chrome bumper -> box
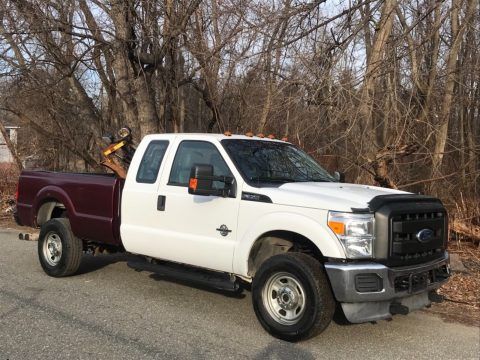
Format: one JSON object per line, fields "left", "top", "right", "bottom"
{"left": 324, "top": 253, "right": 450, "bottom": 323}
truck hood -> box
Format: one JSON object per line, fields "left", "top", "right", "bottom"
{"left": 257, "top": 182, "right": 409, "bottom": 212}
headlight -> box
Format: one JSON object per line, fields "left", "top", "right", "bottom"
{"left": 328, "top": 212, "right": 374, "bottom": 259}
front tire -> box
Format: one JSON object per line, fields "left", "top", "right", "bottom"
{"left": 252, "top": 252, "right": 335, "bottom": 341}
{"left": 38, "top": 218, "right": 83, "bottom": 277}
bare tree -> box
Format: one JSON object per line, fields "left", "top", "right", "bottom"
{"left": 0, "top": 0, "right": 478, "bottom": 234}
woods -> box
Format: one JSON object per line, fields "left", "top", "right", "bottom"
{"left": 0, "top": 0, "right": 479, "bottom": 235}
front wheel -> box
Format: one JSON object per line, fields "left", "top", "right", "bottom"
{"left": 252, "top": 252, "right": 335, "bottom": 341}
{"left": 38, "top": 218, "right": 83, "bottom": 277}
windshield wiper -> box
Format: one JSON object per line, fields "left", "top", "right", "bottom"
{"left": 250, "top": 176, "right": 297, "bottom": 183}
{"left": 297, "top": 178, "right": 329, "bottom": 182}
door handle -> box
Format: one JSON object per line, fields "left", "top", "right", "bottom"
{"left": 157, "top": 195, "right": 166, "bottom": 211}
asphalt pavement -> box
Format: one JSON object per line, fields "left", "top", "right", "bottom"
{"left": 1, "top": 229, "right": 479, "bottom": 359}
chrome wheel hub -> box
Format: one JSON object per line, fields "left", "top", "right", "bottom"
{"left": 43, "top": 232, "right": 62, "bottom": 266}
{"left": 262, "top": 272, "right": 306, "bottom": 325}
{"left": 277, "top": 286, "right": 298, "bottom": 310}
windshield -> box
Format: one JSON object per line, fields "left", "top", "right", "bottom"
{"left": 221, "top": 139, "right": 336, "bottom": 185}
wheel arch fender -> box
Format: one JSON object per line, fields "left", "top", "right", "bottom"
{"left": 233, "top": 212, "right": 345, "bottom": 277}
{"left": 33, "top": 186, "right": 77, "bottom": 229}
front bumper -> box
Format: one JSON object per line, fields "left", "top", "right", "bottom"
{"left": 324, "top": 252, "right": 450, "bottom": 323}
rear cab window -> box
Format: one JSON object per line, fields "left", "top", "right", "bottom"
{"left": 136, "top": 140, "right": 169, "bottom": 183}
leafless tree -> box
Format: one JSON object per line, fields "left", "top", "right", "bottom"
{"left": 0, "top": 0, "right": 478, "bottom": 237}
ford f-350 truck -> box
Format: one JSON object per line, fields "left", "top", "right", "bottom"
{"left": 16, "top": 133, "right": 450, "bottom": 341}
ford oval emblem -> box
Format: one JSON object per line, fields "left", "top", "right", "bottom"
{"left": 416, "top": 229, "right": 434, "bottom": 243}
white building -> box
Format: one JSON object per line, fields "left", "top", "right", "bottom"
{"left": 0, "top": 126, "right": 19, "bottom": 163}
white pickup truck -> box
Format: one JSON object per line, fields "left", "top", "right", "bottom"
{"left": 16, "top": 133, "right": 450, "bottom": 341}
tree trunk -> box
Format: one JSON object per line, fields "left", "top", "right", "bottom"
{"left": 358, "top": 0, "right": 396, "bottom": 151}
{"left": 432, "top": 0, "right": 476, "bottom": 174}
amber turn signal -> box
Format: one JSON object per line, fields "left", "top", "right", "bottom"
{"left": 328, "top": 220, "right": 345, "bottom": 235}
{"left": 189, "top": 178, "right": 198, "bottom": 191}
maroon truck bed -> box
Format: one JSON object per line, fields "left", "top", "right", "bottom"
{"left": 16, "top": 171, "right": 123, "bottom": 246}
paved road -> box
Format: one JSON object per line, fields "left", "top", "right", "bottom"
{"left": 1, "top": 229, "right": 478, "bottom": 360}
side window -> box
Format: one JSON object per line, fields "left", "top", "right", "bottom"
{"left": 169, "top": 141, "right": 232, "bottom": 188}
{"left": 136, "top": 140, "right": 169, "bottom": 184}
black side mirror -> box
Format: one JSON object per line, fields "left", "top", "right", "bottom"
{"left": 334, "top": 171, "right": 346, "bottom": 183}
{"left": 188, "top": 164, "right": 235, "bottom": 197}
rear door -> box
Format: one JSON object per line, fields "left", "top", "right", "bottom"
{"left": 121, "top": 138, "right": 171, "bottom": 254}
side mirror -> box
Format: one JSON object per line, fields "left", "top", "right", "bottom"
{"left": 334, "top": 171, "right": 346, "bottom": 183}
{"left": 188, "top": 164, "right": 235, "bottom": 197}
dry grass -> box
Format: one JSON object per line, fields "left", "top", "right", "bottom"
{"left": 0, "top": 163, "right": 19, "bottom": 217}
{"left": 427, "top": 241, "right": 480, "bottom": 327}
{"left": 0, "top": 163, "right": 19, "bottom": 194}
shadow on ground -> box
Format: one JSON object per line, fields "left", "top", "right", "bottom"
{"left": 75, "top": 253, "right": 354, "bottom": 325}
{"left": 76, "top": 253, "right": 138, "bottom": 275}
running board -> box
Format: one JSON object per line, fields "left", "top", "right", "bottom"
{"left": 127, "top": 259, "right": 241, "bottom": 293}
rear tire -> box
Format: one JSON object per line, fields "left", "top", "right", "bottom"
{"left": 252, "top": 252, "right": 335, "bottom": 341}
{"left": 38, "top": 218, "right": 83, "bottom": 277}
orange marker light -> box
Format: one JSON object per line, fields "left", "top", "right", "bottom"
{"left": 281, "top": 137, "right": 288, "bottom": 142}
{"left": 328, "top": 221, "right": 345, "bottom": 235}
{"left": 267, "top": 134, "right": 275, "bottom": 139}
{"left": 189, "top": 178, "right": 198, "bottom": 190}
{"left": 224, "top": 131, "right": 232, "bottom": 136}
{"left": 257, "top": 133, "right": 265, "bottom": 138}
{"left": 245, "top": 132, "right": 254, "bottom": 137}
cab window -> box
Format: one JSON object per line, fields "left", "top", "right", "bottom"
{"left": 136, "top": 140, "right": 169, "bottom": 183}
{"left": 168, "top": 141, "right": 232, "bottom": 189}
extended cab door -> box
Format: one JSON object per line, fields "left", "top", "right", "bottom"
{"left": 121, "top": 137, "right": 172, "bottom": 255}
{"left": 153, "top": 139, "right": 241, "bottom": 272}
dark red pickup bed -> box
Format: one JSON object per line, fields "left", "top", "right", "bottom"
{"left": 16, "top": 171, "right": 123, "bottom": 246}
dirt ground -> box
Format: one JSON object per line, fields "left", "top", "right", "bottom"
{"left": 0, "top": 213, "right": 33, "bottom": 232}
{"left": 1, "top": 211, "right": 479, "bottom": 327}
{"left": 430, "top": 241, "right": 480, "bottom": 327}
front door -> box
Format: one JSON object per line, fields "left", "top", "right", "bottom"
{"left": 154, "top": 140, "right": 240, "bottom": 272}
